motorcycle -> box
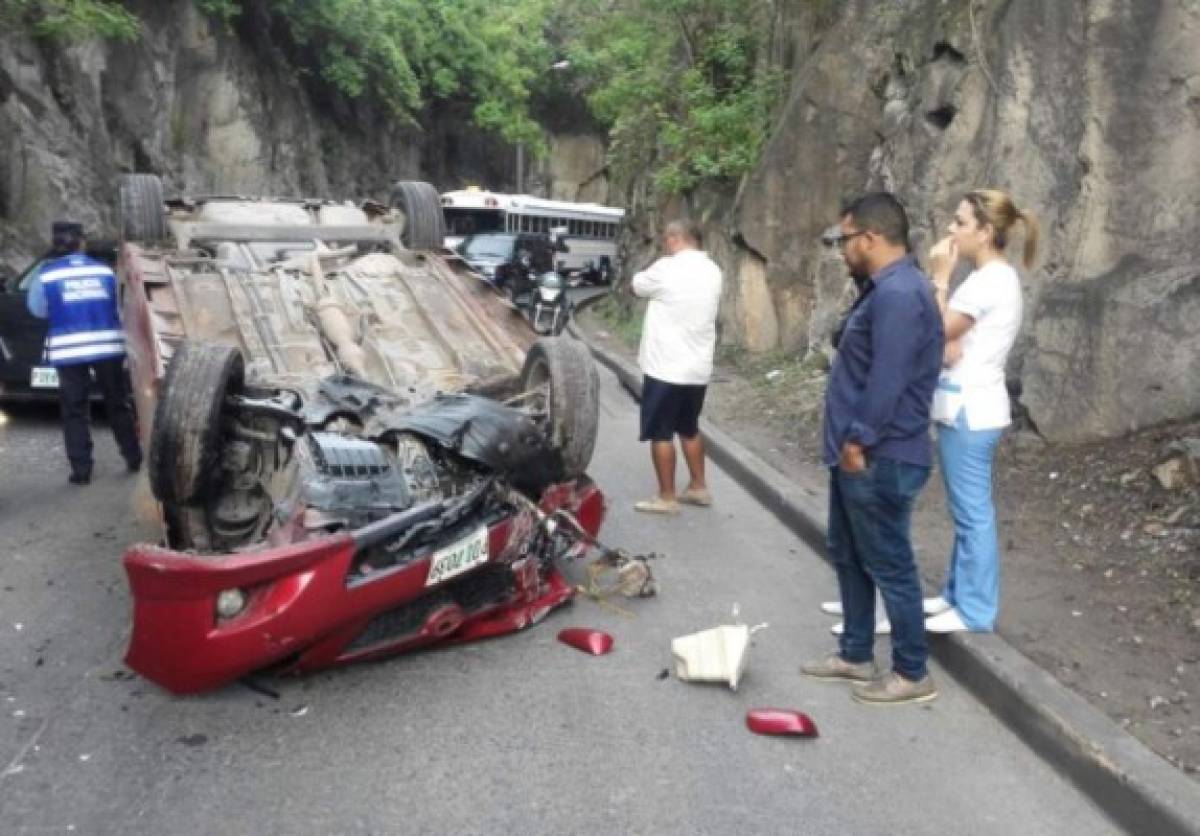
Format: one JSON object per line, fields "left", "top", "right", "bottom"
{"left": 502, "top": 237, "right": 574, "bottom": 336}
{"left": 507, "top": 270, "right": 572, "bottom": 336}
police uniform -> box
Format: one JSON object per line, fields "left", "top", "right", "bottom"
{"left": 27, "top": 222, "right": 141, "bottom": 484}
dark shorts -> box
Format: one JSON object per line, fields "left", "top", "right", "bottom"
{"left": 639, "top": 375, "right": 707, "bottom": 442}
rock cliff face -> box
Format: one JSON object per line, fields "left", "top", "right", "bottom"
{"left": 0, "top": 2, "right": 609, "bottom": 266}
{"left": 722, "top": 0, "right": 1200, "bottom": 442}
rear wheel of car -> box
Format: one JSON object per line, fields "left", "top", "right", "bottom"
{"left": 119, "top": 174, "right": 167, "bottom": 244}
{"left": 390, "top": 180, "right": 446, "bottom": 251}
{"left": 519, "top": 337, "right": 600, "bottom": 478}
{"left": 148, "top": 341, "right": 245, "bottom": 505}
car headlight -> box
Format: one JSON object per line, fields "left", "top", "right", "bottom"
{"left": 216, "top": 588, "right": 247, "bottom": 619}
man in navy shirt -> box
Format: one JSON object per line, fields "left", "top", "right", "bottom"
{"left": 801, "top": 194, "right": 944, "bottom": 705}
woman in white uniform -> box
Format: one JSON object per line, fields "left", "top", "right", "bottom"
{"left": 925, "top": 189, "right": 1039, "bottom": 632}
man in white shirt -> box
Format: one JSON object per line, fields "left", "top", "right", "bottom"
{"left": 630, "top": 220, "right": 723, "bottom": 514}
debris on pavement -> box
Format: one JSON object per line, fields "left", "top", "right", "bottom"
{"left": 671, "top": 611, "right": 767, "bottom": 691}
{"left": 581, "top": 549, "right": 660, "bottom": 600}
{"left": 746, "top": 709, "right": 819, "bottom": 739}
{"left": 557, "top": 629, "right": 614, "bottom": 656}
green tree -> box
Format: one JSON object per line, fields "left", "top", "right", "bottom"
{"left": 219, "top": 0, "right": 556, "bottom": 149}
{"left": 0, "top": 0, "right": 139, "bottom": 40}
{"left": 559, "top": 0, "right": 783, "bottom": 195}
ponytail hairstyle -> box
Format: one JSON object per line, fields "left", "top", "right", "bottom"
{"left": 963, "top": 189, "right": 1040, "bottom": 269}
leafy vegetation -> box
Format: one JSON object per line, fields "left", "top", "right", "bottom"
{"left": 251, "top": 0, "right": 558, "bottom": 148}
{"left": 558, "top": 0, "right": 784, "bottom": 195}
{"left": 589, "top": 293, "right": 644, "bottom": 348}
{"left": 1, "top": 0, "right": 790, "bottom": 195}
{"left": 0, "top": 0, "right": 139, "bottom": 41}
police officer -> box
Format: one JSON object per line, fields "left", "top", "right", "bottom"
{"left": 26, "top": 220, "right": 142, "bottom": 485}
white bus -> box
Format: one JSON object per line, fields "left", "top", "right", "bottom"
{"left": 441, "top": 189, "right": 624, "bottom": 281}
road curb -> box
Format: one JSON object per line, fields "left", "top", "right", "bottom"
{"left": 571, "top": 324, "right": 1200, "bottom": 836}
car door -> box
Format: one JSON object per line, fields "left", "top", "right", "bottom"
{"left": 0, "top": 259, "right": 52, "bottom": 393}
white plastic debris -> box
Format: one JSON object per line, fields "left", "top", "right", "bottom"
{"left": 765, "top": 369, "right": 783, "bottom": 382}
{"left": 671, "top": 605, "right": 767, "bottom": 691}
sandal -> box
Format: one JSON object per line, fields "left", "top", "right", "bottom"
{"left": 633, "top": 497, "right": 680, "bottom": 515}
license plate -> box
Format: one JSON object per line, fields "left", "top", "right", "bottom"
{"left": 30, "top": 367, "right": 59, "bottom": 388}
{"left": 425, "top": 526, "right": 490, "bottom": 587}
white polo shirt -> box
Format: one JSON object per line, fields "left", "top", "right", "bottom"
{"left": 932, "top": 260, "right": 1023, "bottom": 430}
{"left": 632, "top": 249, "right": 723, "bottom": 385}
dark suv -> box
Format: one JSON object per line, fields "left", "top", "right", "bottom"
{"left": 456, "top": 233, "right": 560, "bottom": 287}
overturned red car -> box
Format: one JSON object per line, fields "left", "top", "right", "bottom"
{"left": 115, "top": 176, "right": 607, "bottom": 694}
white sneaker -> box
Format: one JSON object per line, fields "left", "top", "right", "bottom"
{"left": 923, "top": 596, "right": 951, "bottom": 616}
{"left": 830, "top": 619, "right": 891, "bottom": 636}
{"left": 925, "top": 608, "right": 970, "bottom": 633}
{"left": 820, "top": 600, "right": 843, "bottom": 616}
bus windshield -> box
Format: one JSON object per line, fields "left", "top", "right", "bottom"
{"left": 445, "top": 208, "right": 504, "bottom": 237}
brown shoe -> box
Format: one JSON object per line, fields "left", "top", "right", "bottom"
{"left": 800, "top": 653, "right": 879, "bottom": 683}
{"left": 852, "top": 671, "right": 938, "bottom": 705}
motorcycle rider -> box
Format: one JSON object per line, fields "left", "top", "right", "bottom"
{"left": 26, "top": 220, "right": 142, "bottom": 484}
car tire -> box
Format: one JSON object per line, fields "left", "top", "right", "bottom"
{"left": 519, "top": 337, "right": 599, "bottom": 478}
{"left": 148, "top": 341, "right": 245, "bottom": 505}
{"left": 390, "top": 180, "right": 446, "bottom": 251}
{"left": 119, "top": 174, "right": 167, "bottom": 244}
{"left": 163, "top": 502, "right": 213, "bottom": 553}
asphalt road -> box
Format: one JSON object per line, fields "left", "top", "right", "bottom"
{"left": 0, "top": 371, "right": 1118, "bottom": 835}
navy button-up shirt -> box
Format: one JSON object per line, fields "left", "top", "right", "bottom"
{"left": 822, "top": 254, "right": 943, "bottom": 468}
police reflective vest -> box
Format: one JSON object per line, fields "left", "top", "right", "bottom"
{"left": 38, "top": 254, "right": 126, "bottom": 367}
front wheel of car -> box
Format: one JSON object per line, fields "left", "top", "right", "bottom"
{"left": 148, "top": 341, "right": 245, "bottom": 506}
{"left": 519, "top": 337, "right": 600, "bottom": 478}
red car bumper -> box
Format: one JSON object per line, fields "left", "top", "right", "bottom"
{"left": 124, "top": 482, "right": 605, "bottom": 694}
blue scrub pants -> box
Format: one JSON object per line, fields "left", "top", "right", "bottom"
{"left": 936, "top": 409, "right": 1005, "bottom": 630}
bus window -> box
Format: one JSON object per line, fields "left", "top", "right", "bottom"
{"left": 443, "top": 208, "right": 503, "bottom": 236}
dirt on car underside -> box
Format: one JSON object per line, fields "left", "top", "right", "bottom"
{"left": 128, "top": 242, "right": 532, "bottom": 405}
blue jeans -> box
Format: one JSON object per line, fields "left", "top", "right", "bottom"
{"left": 937, "top": 410, "right": 1005, "bottom": 630}
{"left": 827, "top": 457, "right": 931, "bottom": 680}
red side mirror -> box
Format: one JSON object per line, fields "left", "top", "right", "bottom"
{"left": 746, "top": 709, "right": 819, "bottom": 738}
{"left": 557, "top": 628, "right": 614, "bottom": 656}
